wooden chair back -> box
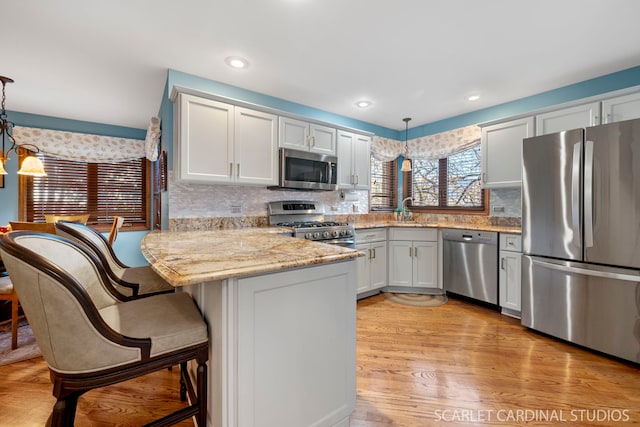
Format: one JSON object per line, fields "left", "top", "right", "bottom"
{"left": 45, "top": 214, "right": 90, "bottom": 225}
{"left": 108, "top": 216, "right": 125, "bottom": 246}
{"left": 9, "top": 221, "right": 56, "bottom": 234}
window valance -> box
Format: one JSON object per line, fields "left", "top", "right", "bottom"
{"left": 371, "top": 124, "right": 481, "bottom": 161}
{"left": 12, "top": 117, "right": 161, "bottom": 163}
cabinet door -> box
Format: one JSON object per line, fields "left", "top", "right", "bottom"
{"left": 178, "top": 94, "right": 234, "bottom": 182}
{"left": 309, "top": 123, "right": 337, "bottom": 155}
{"left": 352, "top": 134, "right": 371, "bottom": 190}
{"left": 370, "top": 241, "right": 387, "bottom": 290}
{"left": 499, "top": 250, "right": 522, "bottom": 311}
{"left": 279, "top": 117, "right": 309, "bottom": 150}
{"left": 412, "top": 241, "right": 437, "bottom": 288}
{"left": 536, "top": 102, "right": 600, "bottom": 135}
{"left": 234, "top": 107, "right": 278, "bottom": 185}
{"left": 388, "top": 241, "right": 413, "bottom": 286}
{"left": 602, "top": 92, "right": 640, "bottom": 123}
{"left": 336, "top": 131, "right": 355, "bottom": 188}
{"left": 481, "top": 116, "right": 534, "bottom": 188}
{"left": 356, "top": 244, "right": 371, "bottom": 294}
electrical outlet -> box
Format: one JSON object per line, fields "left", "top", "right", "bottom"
{"left": 493, "top": 206, "right": 504, "bottom": 213}
{"left": 230, "top": 205, "right": 242, "bottom": 214}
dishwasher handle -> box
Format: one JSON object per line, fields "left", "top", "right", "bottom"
{"left": 462, "top": 234, "right": 473, "bottom": 241}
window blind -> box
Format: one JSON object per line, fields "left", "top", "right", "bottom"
{"left": 370, "top": 155, "right": 397, "bottom": 210}
{"left": 23, "top": 153, "right": 149, "bottom": 227}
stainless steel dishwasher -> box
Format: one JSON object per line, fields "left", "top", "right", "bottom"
{"left": 442, "top": 229, "right": 498, "bottom": 305}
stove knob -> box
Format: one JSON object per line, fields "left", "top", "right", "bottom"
{"left": 332, "top": 230, "right": 340, "bottom": 238}
{"left": 344, "top": 229, "right": 352, "bottom": 236}
{"left": 322, "top": 231, "right": 331, "bottom": 239}
{"left": 305, "top": 233, "right": 313, "bottom": 239}
{"left": 313, "top": 232, "right": 321, "bottom": 239}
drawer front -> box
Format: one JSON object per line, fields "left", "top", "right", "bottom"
{"left": 356, "top": 228, "right": 387, "bottom": 244}
{"left": 388, "top": 227, "right": 437, "bottom": 242}
{"left": 500, "top": 233, "right": 522, "bottom": 252}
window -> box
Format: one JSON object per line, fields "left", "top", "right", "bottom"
{"left": 405, "top": 143, "right": 487, "bottom": 213}
{"left": 370, "top": 155, "right": 397, "bottom": 210}
{"left": 20, "top": 152, "right": 150, "bottom": 231}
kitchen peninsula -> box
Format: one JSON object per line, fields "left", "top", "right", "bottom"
{"left": 141, "top": 228, "right": 362, "bottom": 427}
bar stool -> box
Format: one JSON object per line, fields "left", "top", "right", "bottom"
{"left": 0, "top": 275, "right": 19, "bottom": 350}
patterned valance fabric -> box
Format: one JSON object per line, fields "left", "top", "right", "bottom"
{"left": 371, "top": 124, "right": 481, "bottom": 161}
{"left": 12, "top": 117, "right": 161, "bottom": 163}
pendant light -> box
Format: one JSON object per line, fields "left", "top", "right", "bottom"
{"left": 401, "top": 117, "right": 412, "bottom": 172}
{"left": 0, "top": 75, "right": 47, "bottom": 177}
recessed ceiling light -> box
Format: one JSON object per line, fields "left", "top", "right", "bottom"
{"left": 356, "top": 100, "right": 372, "bottom": 108}
{"left": 467, "top": 95, "right": 480, "bottom": 101}
{"left": 225, "top": 56, "right": 249, "bottom": 69}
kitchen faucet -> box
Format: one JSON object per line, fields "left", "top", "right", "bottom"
{"left": 401, "top": 197, "right": 413, "bottom": 221}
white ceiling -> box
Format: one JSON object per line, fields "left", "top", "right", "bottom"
{"left": 3, "top": 0, "right": 640, "bottom": 132}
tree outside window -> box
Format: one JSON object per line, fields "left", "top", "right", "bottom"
{"left": 405, "top": 143, "right": 487, "bottom": 212}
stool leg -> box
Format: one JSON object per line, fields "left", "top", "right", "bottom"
{"left": 11, "top": 296, "right": 18, "bottom": 350}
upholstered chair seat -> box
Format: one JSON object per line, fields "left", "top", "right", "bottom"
{"left": 0, "top": 231, "right": 209, "bottom": 426}
{"left": 55, "top": 221, "right": 173, "bottom": 297}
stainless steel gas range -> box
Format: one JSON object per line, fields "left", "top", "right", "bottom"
{"left": 268, "top": 201, "right": 355, "bottom": 248}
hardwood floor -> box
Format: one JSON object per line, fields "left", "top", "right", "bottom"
{"left": 1, "top": 294, "right": 638, "bottom": 426}
{"left": 352, "top": 295, "right": 640, "bottom": 426}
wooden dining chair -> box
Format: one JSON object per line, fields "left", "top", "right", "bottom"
{"left": 44, "top": 213, "right": 90, "bottom": 225}
{"left": 0, "top": 231, "right": 209, "bottom": 427}
{"left": 9, "top": 221, "right": 56, "bottom": 234}
{"left": 0, "top": 274, "right": 19, "bottom": 350}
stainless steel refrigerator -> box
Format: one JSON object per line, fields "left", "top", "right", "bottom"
{"left": 521, "top": 118, "right": 640, "bottom": 363}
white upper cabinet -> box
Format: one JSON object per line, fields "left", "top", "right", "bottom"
{"left": 175, "top": 93, "right": 277, "bottom": 185}
{"left": 481, "top": 116, "right": 534, "bottom": 188}
{"left": 602, "top": 92, "right": 640, "bottom": 124}
{"left": 234, "top": 107, "right": 278, "bottom": 185}
{"left": 536, "top": 102, "right": 600, "bottom": 135}
{"left": 278, "top": 117, "right": 336, "bottom": 155}
{"left": 176, "top": 94, "right": 234, "bottom": 183}
{"left": 337, "top": 130, "right": 371, "bottom": 190}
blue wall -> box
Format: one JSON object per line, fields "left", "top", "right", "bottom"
{"left": 0, "top": 112, "right": 149, "bottom": 266}
{"left": 164, "top": 66, "right": 640, "bottom": 141}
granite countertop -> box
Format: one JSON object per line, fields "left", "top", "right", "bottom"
{"left": 352, "top": 221, "right": 521, "bottom": 234}
{"left": 141, "top": 227, "right": 363, "bottom": 287}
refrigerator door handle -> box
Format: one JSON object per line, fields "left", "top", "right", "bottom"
{"left": 532, "top": 258, "right": 640, "bottom": 282}
{"left": 584, "top": 140, "right": 594, "bottom": 248}
{"left": 571, "top": 142, "right": 581, "bottom": 247}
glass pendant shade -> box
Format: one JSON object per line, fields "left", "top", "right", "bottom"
{"left": 401, "top": 158, "right": 412, "bottom": 172}
{"left": 17, "top": 155, "right": 47, "bottom": 176}
{"left": 0, "top": 160, "right": 7, "bottom": 175}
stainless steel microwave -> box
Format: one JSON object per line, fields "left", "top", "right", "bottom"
{"left": 276, "top": 148, "right": 338, "bottom": 191}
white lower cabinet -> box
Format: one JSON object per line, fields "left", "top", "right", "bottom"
{"left": 499, "top": 233, "right": 522, "bottom": 317}
{"left": 185, "top": 261, "right": 357, "bottom": 427}
{"left": 355, "top": 229, "right": 387, "bottom": 296}
{"left": 388, "top": 228, "right": 437, "bottom": 288}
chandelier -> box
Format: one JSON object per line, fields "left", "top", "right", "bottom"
{"left": 0, "top": 76, "right": 46, "bottom": 176}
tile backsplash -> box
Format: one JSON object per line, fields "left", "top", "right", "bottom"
{"left": 168, "top": 172, "right": 369, "bottom": 218}
{"left": 168, "top": 173, "right": 523, "bottom": 221}
{"left": 489, "top": 187, "right": 521, "bottom": 218}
